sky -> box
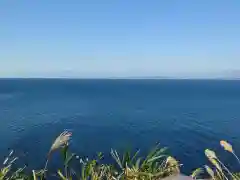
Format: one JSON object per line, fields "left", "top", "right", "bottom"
{"left": 1, "top": 0, "right": 240, "bottom": 78}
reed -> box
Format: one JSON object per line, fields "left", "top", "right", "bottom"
{"left": 1, "top": 132, "right": 240, "bottom": 180}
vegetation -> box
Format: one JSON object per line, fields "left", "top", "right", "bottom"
{"left": 1, "top": 131, "right": 240, "bottom": 180}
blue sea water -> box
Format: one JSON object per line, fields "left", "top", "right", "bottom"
{"left": 0, "top": 79, "right": 240, "bottom": 173}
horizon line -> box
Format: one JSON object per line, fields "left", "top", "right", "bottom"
{"left": 0, "top": 77, "right": 240, "bottom": 80}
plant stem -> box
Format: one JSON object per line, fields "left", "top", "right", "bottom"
{"left": 232, "top": 152, "right": 240, "bottom": 164}
{"left": 44, "top": 159, "right": 49, "bottom": 171}
{"left": 217, "top": 169, "right": 228, "bottom": 180}
{"left": 65, "top": 165, "right": 68, "bottom": 179}
{"left": 217, "top": 158, "right": 234, "bottom": 179}
{"left": 43, "top": 159, "right": 49, "bottom": 179}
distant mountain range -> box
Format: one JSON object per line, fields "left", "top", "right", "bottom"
{"left": 1, "top": 70, "right": 240, "bottom": 79}
{"left": 119, "top": 71, "right": 240, "bottom": 80}
{"left": 223, "top": 70, "right": 240, "bottom": 79}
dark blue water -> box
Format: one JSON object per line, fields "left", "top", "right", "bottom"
{"left": 1, "top": 79, "right": 240, "bottom": 173}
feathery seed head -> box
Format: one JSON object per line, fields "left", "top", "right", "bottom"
{"left": 204, "top": 165, "right": 214, "bottom": 178}
{"left": 220, "top": 140, "right": 233, "bottom": 153}
{"left": 205, "top": 149, "right": 217, "bottom": 159}
{"left": 49, "top": 130, "right": 72, "bottom": 154}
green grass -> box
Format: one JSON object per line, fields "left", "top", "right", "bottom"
{"left": 1, "top": 131, "right": 240, "bottom": 180}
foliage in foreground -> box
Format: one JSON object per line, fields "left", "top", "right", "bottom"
{"left": 1, "top": 131, "right": 240, "bottom": 180}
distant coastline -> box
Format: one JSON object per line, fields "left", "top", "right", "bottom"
{"left": 0, "top": 77, "right": 240, "bottom": 80}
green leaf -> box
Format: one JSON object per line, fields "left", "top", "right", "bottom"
{"left": 134, "top": 158, "right": 142, "bottom": 169}
{"left": 97, "top": 152, "right": 104, "bottom": 160}
{"left": 147, "top": 155, "right": 167, "bottom": 163}
{"left": 58, "top": 170, "right": 67, "bottom": 180}
{"left": 191, "top": 168, "right": 203, "bottom": 179}
{"left": 131, "top": 150, "right": 140, "bottom": 163}
{"left": 32, "top": 170, "right": 37, "bottom": 180}
{"left": 64, "top": 153, "right": 76, "bottom": 167}
{"left": 122, "top": 150, "right": 131, "bottom": 167}
{"left": 61, "top": 145, "right": 69, "bottom": 162}
{"left": 111, "top": 149, "right": 123, "bottom": 169}
{"left": 146, "top": 143, "right": 161, "bottom": 159}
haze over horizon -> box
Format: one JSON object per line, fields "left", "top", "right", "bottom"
{"left": 1, "top": 1, "right": 240, "bottom": 78}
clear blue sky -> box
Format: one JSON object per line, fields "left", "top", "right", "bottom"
{"left": 1, "top": 0, "right": 240, "bottom": 78}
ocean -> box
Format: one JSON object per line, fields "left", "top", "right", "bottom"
{"left": 0, "top": 79, "right": 240, "bottom": 174}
